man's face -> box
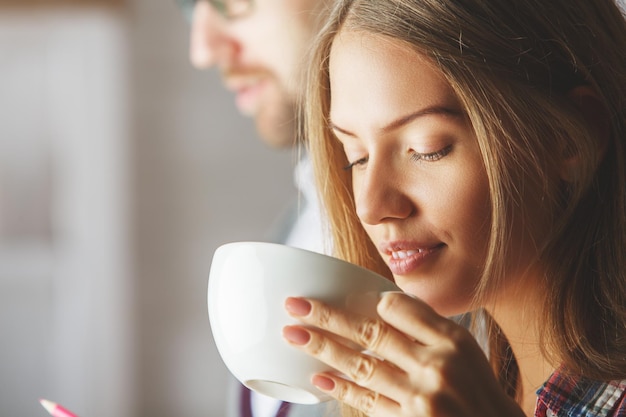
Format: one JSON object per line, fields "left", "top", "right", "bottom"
{"left": 189, "top": 0, "right": 326, "bottom": 148}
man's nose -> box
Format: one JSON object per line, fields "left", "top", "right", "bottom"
{"left": 189, "top": 1, "right": 237, "bottom": 69}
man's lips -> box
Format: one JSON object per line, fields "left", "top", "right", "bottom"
{"left": 381, "top": 242, "right": 445, "bottom": 275}
{"left": 235, "top": 84, "right": 264, "bottom": 114}
{"left": 225, "top": 77, "right": 268, "bottom": 114}
{"left": 224, "top": 73, "right": 264, "bottom": 91}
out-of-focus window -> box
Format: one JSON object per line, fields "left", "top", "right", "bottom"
{"left": 0, "top": 3, "right": 133, "bottom": 417}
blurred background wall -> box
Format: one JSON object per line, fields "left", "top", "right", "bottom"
{"left": 0, "top": 1, "right": 297, "bottom": 416}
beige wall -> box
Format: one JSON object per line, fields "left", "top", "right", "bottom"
{"left": 0, "top": 0, "right": 124, "bottom": 7}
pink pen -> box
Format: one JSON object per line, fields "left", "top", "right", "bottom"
{"left": 39, "top": 399, "right": 79, "bottom": 417}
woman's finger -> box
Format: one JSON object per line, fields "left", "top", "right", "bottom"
{"left": 377, "top": 292, "right": 467, "bottom": 346}
{"left": 312, "top": 373, "right": 402, "bottom": 417}
{"left": 284, "top": 296, "right": 425, "bottom": 366}
{"left": 282, "top": 324, "right": 410, "bottom": 403}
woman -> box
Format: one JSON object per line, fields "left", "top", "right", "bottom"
{"left": 282, "top": 0, "right": 626, "bottom": 416}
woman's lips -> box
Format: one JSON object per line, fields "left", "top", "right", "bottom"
{"left": 384, "top": 243, "right": 445, "bottom": 275}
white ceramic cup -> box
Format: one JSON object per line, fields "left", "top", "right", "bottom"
{"left": 208, "top": 241, "right": 400, "bottom": 404}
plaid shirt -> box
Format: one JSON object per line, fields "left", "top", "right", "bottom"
{"left": 535, "top": 367, "right": 626, "bottom": 416}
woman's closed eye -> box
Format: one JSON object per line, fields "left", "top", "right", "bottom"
{"left": 343, "top": 156, "right": 369, "bottom": 171}
{"left": 410, "top": 144, "right": 452, "bottom": 162}
{"left": 343, "top": 144, "right": 452, "bottom": 171}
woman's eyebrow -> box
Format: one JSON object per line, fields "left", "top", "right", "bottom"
{"left": 330, "top": 105, "right": 463, "bottom": 137}
{"left": 330, "top": 122, "right": 356, "bottom": 137}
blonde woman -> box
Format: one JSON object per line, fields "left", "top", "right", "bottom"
{"left": 281, "top": 0, "right": 626, "bottom": 416}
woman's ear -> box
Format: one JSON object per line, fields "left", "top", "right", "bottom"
{"left": 559, "top": 85, "right": 610, "bottom": 182}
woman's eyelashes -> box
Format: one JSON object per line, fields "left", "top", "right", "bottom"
{"left": 410, "top": 144, "right": 453, "bottom": 162}
{"left": 343, "top": 145, "right": 453, "bottom": 171}
{"left": 343, "top": 156, "right": 368, "bottom": 171}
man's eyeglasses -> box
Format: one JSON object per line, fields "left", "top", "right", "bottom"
{"left": 176, "top": 0, "right": 254, "bottom": 21}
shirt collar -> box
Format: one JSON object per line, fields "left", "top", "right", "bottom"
{"left": 536, "top": 366, "right": 626, "bottom": 416}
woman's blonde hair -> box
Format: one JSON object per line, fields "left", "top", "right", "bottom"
{"left": 303, "top": 0, "right": 626, "bottom": 410}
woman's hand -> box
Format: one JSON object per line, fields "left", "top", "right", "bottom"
{"left": 282, "top": 292, "right": 524, "bottom": 417}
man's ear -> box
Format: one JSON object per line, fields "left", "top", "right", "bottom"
{"left": 559, "top": 85, "right": 610, "bottom": 182}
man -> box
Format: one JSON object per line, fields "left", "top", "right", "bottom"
{"left": 175, "top": 1, "right": 336, "bottom": 416}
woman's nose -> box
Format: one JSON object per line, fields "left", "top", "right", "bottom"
{"left": 189, "top": 2, "right": 237, "bottom": 69}
{"left": 355, "top": 161, "right": 415, "bottom": 226}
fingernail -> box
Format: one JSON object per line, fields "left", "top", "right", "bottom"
{"left": 283, "top": 326, "right": 311, "bottom": 345}
{"left": 285, "top": 297, "right": 312, "bottom": 316}
{"left": 312, "top": 375, "right": 335, "bottom": 391}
